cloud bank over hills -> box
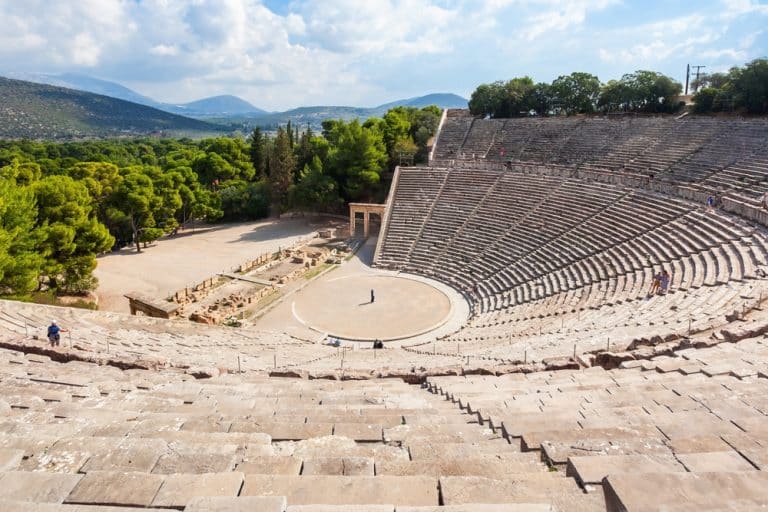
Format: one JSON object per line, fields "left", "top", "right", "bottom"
{"left": 1, "top": 0, "right": 766, "bottom": 111}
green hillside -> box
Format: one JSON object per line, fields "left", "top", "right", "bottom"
{"left": 0, "top": 77, "right": 227, "bottom": 140}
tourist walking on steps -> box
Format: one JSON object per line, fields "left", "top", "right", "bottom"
{"left": 47, "top": 321, "right": 66, "bottom": 347}
{"left": 370, "top": 289, "right": 375, "bottom": 303}
{"left": 659, "top": 270, "right": 670, "bottom": 295}
{"left": 649, "top": 272, "right": 662, "bottom": 296}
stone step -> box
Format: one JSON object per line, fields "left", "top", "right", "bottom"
{"left": 397, "top": 506, "right": 555, "bottom": 512}
{"left": 0, "top": 449, "right": 24, "bottom": 472}
{"left": 186, "top": 496, "right": 287, "bottom": 512}
{"left": 565, "top": 454, "right": 685, "bottom": 486}
{"left": 0, "top": 501, "right": 168, "bottom": 511}
{"left": 152, "top": 442, "right": 239, "bottom": 474}
{"left": 230, "top": 421, "right": 333, "bottom": 440}
{"left": 603, "top": 471, "right": 768, "bottom": 512}
{"left": 240, "top": 475, "right": 439, "bottom": 507}
{"left": 237, "top": 456, "right": 303, "bottom": 475}
{"left": 407, "top": 441, "right": 520, "bottom": 460}
{"left": 384, "top": 424, "right": 493, "bottom": 444}
{"left": 287, "top": 506, "right": 393, "bottom": 512}
{"left": 302, "top": 457, "right": 374, "bottom": 476}
{"left": 500, "top": 417, "right": 582, "bottom": 439}
{"left": 64, "top": 471, "right": 163, "bottom": 508}
{"left": 541, "top": 438, "right": 670, "bottom": 467}
{"left": 376, "top": 456, "right": 546, "bottom": 477}
{"left": 0, "top": 471, "right": 83, "bottom": 504}
{"left": 676, "top": 451, "right": 758, "bottom": 472}
{"left": 439, "top": 475, "right": 600, "bottom": 511}
{"left": 150, "top": 472, "right": 244, "bottom": 508}
{"left": 521, "top": 425, "right": 662, "bottom": 451}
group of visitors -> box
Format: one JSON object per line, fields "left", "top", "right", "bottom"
{"left": 649, "top": 270, "right": 670, "bottom": 296}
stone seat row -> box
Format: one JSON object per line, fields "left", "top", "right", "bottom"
{"left": 426, "top": 336, "right": 768, "bottom": 464}
{"left": 431, "top": 111, "right": 768, "bottom": 212}
{"left": 438, "top": 278, "right": 762, "bottom": 362}
{"left": 0, "top": 346, "right": 610, "bottom": 510}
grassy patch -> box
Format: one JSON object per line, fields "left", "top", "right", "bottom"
{"left": 248, "top": 289, "right": 283, "bottom": 320}
{"left": 29, "top": 291, "right": 98, "bottom": 310}
{"left": 303, "top": 263, "right": 332, "bottom": 280}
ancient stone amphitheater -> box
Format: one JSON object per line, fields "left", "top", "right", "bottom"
{"left": 2, "top": 110, "right": 768, "bottom": 511}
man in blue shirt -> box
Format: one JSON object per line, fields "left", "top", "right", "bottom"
{"left": 47, "top": 321, "right": 65, "bottom": 347}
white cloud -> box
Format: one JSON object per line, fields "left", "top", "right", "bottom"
{"left": 699, "top": 47, "right": 748, "bottom": 60}
{"left": 149, "top": 44, "right": 179, "bottom": 57}
{"left": 298, "top": 0, "right": 459, "bottom": 57}
{"left": 0, "top": 0, "right": 764, "bottom": 110}
{"left": 720, "top": 0, "right": 768, "bottom": 19}
{"left": 596, "top": 14, "right": 724, "bottom": 66}
{"left": 71, "top": 33, "right": 101, "bottom": 67}
{"left": 519, "top": 0, "right": 619, "bottom": 41}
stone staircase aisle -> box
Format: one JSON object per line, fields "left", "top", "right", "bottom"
{"left": 417, "top": 381, "right": 606, "bottom": 512}
{"left": 425, "top": 343, "right": 768, "bottom": 512}
{"left": 0, "top": 347, "right": 597, "bottom": 511}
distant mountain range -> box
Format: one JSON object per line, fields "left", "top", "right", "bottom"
{"left": 5, "top": 72, "right": 468, "bottom": 128}
{"left": 0, "top": 77, "right": 226, "bottom": 140}
{"left": 236, "top": 93, "right": 469, "bottom": 129}
{"left": 0, "top": 72, "right": 469, "bottom": 138}
{"left": 6, "top": 72, "right": 269, "bottom": 118}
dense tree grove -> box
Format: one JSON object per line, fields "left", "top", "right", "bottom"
{"left": 470, "top": 70, "right": 683, "bottom": 117}
{"left": 693, "top": 59, "right": 768, "bottom": 114}
{"left": 0, "top": 105, "right": 441, "bottom": 299}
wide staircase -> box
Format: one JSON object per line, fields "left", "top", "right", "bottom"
{"left": 1, "top": 346, "right": 608, "bottom": 511}
{"left": 2, "top": 321, "right": 768, "bottom": 510}
{"left": 426, "top": 332, "right": 768, "bottom": 511}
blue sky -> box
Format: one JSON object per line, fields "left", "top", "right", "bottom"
{"left": 0, "top": 0, "right": 765, "bottom": 110}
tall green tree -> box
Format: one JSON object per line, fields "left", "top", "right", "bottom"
{"left": 469, "top": 77, "right": 538, "bottom": 117}
{"left": 193, "top": 137, "right": 255, "bottom": 186}
{"left": 598, "top": 71, "right": 682, "bottom": 113}
{"left": 0, "top": 178, "right": 42, "bottom": 297}
{"left": 468, "top": 82, "right": 501, "bottom": 117}
{"left": 730, "top": 58, "right": 768, "bottom": 114}
{"left": 290, "top": 156, "right": 342, "bottom": 213}
{"left": 294, "top": 125, "right": 316, "bottom": 180}
{"left": 326, "top": 119, "right": 387, "bottom": 201}
{"left": 268, "top": 126, "right": 296, "bottom": 212}
{"left": 32, "top": 175, "right": 113, "bottom": 292}
{"left": 551, "top": 72, "right": 600, "bottom": 114}
{"left": 248, "top": 127, "right": 267, "bottom": 178}
{"left": 107, "top": 170, "right": 157, "bottom": 253}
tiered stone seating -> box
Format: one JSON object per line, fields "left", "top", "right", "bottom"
{"left": 373, "top": 113, "right": 768, "bottom": 372}
{"left": 435, "top": 111, "right": 768, "bottom": 200}
{"left": 426, "top": 333, "right": 768, "bottom": 510}
{"left": 0, "top": 346, "right": 608, "bottom": 511}
{"left": 0, "top": 298, "right": 484, "bottom": 378}
{"left": 662, "top": 120, "right": 764, "bottom": 184}
{"left": 375, "top": 166, "right": 767, "bottom": 326}
{"left": 377, "top": 167, "right": 449, "bottom": 268}
{"left": 432, "top": 110, "right": 474, "bottom": 161}
{"left": 435, "top": 277, "right": 762, "bottom": 363}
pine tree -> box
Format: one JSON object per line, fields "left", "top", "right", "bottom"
{"left": 248, "top": 127, "right": 266, "bottom": 178}
{"left": 286, "top": 121, "right": 294, "bottom": 149}
{"left": 268, "top": 126, "right": 296, "bottom": 213}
